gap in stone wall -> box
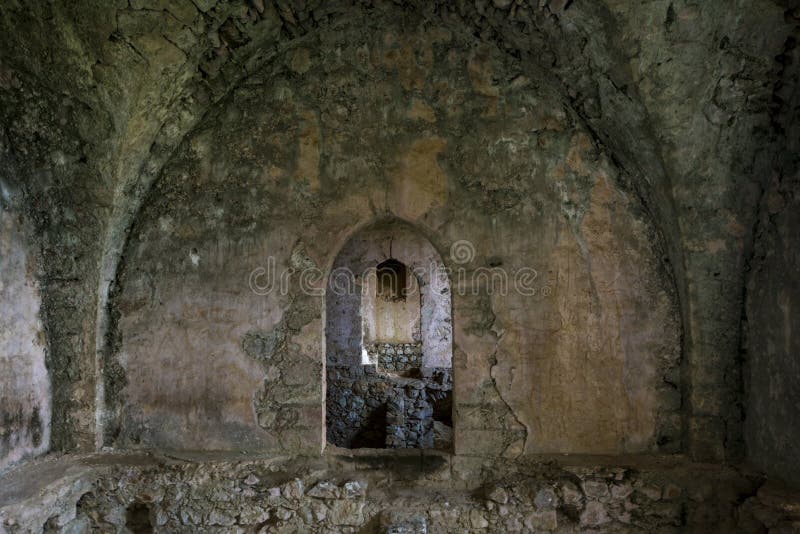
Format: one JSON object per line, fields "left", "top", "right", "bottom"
{"left": 325, "top": 221, "right": 453, "bottom": 451}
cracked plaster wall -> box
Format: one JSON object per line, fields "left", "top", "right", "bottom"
{"left": 108, "top": 19, "right": 681, "bottom": 457}
{"left": 0, "top": 0, "right": 795, "bottom": 467}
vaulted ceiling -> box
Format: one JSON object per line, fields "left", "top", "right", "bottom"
{"left": 0, "top": 0, "right": 797, "bottom": 462}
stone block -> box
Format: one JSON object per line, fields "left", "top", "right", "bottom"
{"left": 327, "top": 500, "right": 365, "bottom": 526}
{"left": 580, "top": 501, "right": 610, "bottom": 527}
{"left": 524, "top": 509, "right": 557, "bottom": 531}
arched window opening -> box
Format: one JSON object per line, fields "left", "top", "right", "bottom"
{"left": 325, "top": 220, "right": 453, "bottom": 451}
{"left": 377, "top": 259, "right": 407, "bottom": 301}
{"left": 364, "top": 259, "right": 422, "bottom": 374}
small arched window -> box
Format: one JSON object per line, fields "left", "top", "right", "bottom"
{"left": 376, "top": 259, "right": 407, "bottom": 301}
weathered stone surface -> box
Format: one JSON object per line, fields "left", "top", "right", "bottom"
{"left": 582, "top": 480, "right": 610, "bottom": 500}
{"left": 0, "top": 0, "right": 798, "bottom": 526}
{"left": 535, "top": 488, "right": 558, "bottom": 510}
{"left": 487, "top": 485, "right": 509, "bottom": 504}
{"left": 1, "top": 453, "right": 794, "bottom": 533}
{"left": 525, "top": 509, "right": 557, "bottom": 531}
{"left": 746, "top": 159, "right": 800, "bottom": 486}
{"left": 381, "top": 509, "right": 428, "bottom": 534}
{"left": 469, "top": 508, "right": 489, "bottom": 528}
{"left": 371, "top": 343, "right": 423, "bottom": 373}
{"left": 104, "top": 18, "right": 681, "bottom": 456}
{"left": 308, "top": 480, "right": 338, "bottom": 499}
{"left": 327, "top": 365, "right": 452, "bottom": 450}
{"left": 580, "top": 501, "right": 610, "bottom": 528}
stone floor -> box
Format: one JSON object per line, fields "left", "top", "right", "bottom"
{"left": 1, "top": 449, "right": 799, "bottom": 533}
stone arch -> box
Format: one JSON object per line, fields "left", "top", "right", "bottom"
{"left": 96, "top": 6, "right": 685, "bottom": 456}
{"left": 324, "top": 218, "right": 454, "bottom": 449}
{"left": 325, "top": 218, "right": 452, "bottom": 370}
{"left": 83, "top": 2, "right": 692, "bottom": 457}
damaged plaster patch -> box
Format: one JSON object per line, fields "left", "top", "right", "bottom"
{"left": 242, "top": 282, "right": 322, "bottom": 445}
{"left": 243, "top": 328, "right": 287, "bottom": 366}
{"left": 293, "top": 110, "right": 320, "bottom": 191}
{"left": 390, "top": 137, "right": 448, "bottom": 220}
{"left": 189, "top": 248, "right": 201, "bottom": 267}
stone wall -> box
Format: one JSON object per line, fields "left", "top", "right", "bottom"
{"left": 0, "top": 0, "right": 793, "bottom": 466}
{"left": 386, "top": 383, "right": 433, "bottom": 449}
{"left": 743, "top": 12, "right": 800, "bottom": 489}
{"left": 2, "top": 453, "right": 798, "bottom": 533}
{"left": 385, "top": 372, "right": 454, "bottom": 449}
{"left": 107, "top": 16, "right": 681, "bottom": 456}
{"left": 0, "top": 205, "right": 50, "bottom": 472}
{"left": 326, "top": 366, "right": 452, "bottom": 450}
{"left": 327, "top": 366, "right": 391, "bottom": 449}
{"left": 369, "top": 343, "right": 422, "bottom": 374}
{"left": 745, "top": 173, "right": 800, "bottom": 487}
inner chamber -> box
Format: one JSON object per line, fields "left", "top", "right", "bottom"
{"left": 325, "top": 221, "right": 453, "bottom": 450}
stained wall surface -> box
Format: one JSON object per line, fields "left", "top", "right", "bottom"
{"left": 745, "top": 173, "right": 800, "bottom": 487}
{"left": 365, "top": 271, "right": 421, "bottom": 345}
{"left": 743, "top": 22, "right": 800, "bottom": 487}
{"left": 108, "top": 17, "right": 681, "bottom": 456}
{"left": 0, "top": 205, "right": 50, "bottom": 471}
{"left": 0, "top": 0, "right": 792, "bottom": 467}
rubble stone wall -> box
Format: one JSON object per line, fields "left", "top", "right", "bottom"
{"left": 369, "top": 343, "right": 422, "bottom": 374}
{"left": 326, "top": 366, "right": 452, "bottom": 450}
{"left": 1, "top": 454, "right": 798, "bottom": 533}
{"left": 386, "top": 382, "right": 434, "bottom": 449}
